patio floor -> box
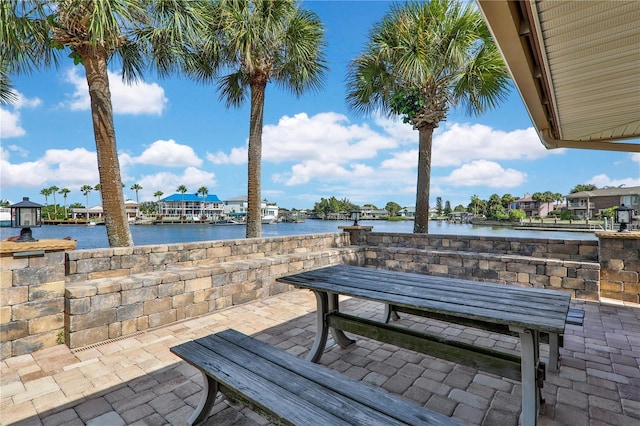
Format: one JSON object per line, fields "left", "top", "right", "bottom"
{"left": 1, "top": 290, "right": 639, "bottom": 426}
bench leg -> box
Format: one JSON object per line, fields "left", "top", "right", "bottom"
{"left": 329, "top": 293, "right": 356, "bottom": 348}
{"left": 307, "top": 290, "right": 329, "bottom": 363}
{"left": 383, "top": 304, "right": 401, "bottom": 323}
{"left": 548, "top": 333, "right": 560, "bottom": 373}
{"left": 189, "top": 371, "right": 219, "bottom": 426}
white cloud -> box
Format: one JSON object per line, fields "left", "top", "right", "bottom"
{"left": 0, "top": 91, "right": 42, "bottom": 139}
{"left": 631, "top": 153, "right": 640, "bottom": 163}
{"left": 134, "top": 167, "right": 217, "bottom": 201}
{"left": 261, "top": 112, "right": 398, "bottom": 163}
{"left": 207, "top": 146, "right": 248, "bottom": 165}
{"left": 0, "top": 147, "right": 98, "bottom": 190}
{"left": 64, "top": 68, "right": 167, "bottom": 115}
{"left": 13, "top": 92, "right": 42, "bottom": 109}
{"left": 133, "top": 139, "right": 202, "bottom": 167}
{"left": 273, "top": 160, "right": 375, "bottom": 186}
{"left": 588, "top": 174, "right": 640, "bottom": 189}
{"left": 432, "top": 123, "right": 561, "bottom": 167}
{"left": 380, "top": 150, "right": 418, "bottom": 170}
{"left": 0, "top": 108, "right": 25, "bottom": 138}
{"left": 441, "top": 160, "right": 528, "bottom": 188}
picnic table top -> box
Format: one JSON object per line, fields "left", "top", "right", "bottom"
{"left": 277, "top": 265, "right": 571, "bottom": 334}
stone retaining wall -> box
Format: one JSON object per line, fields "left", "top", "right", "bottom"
{"left": 1, "top": 251, "right": 67, "bottom": 358}
{"left": 365, "top": 233, "right": 598, "bottom": 261}
{"left": 65, "top": 233, "right": 351, "bottom": 283}
{"left": 3, "top": 230, "right": 632, "bottom": 359}
{"left": 64, "top": 247, "right": 362, "bottom": 349}
{"left": 365, "top": 247, "right": 600, "bottom": 300}
{"left": 597, "top": 232, "right": 640, "bottom": 303}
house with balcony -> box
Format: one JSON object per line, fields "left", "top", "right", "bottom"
{"left": 565, "top": 186, "right": 640, "bottom": 219}
{"left": 223, "top": 196, "right": 279, "bottom": 222}
{"left": 158, "top": 193, "right": 224, "bottom": 220}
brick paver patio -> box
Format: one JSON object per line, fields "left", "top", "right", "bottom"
{"left": 1, "top": 290, "right": 639, "bottom": 425}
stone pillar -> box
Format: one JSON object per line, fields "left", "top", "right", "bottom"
{"left": 0, "top": 239, "right": 76, "bottom": 360}
{"left": 596, "top": 232, "right": 640, "bottom": 303}
{"left": 338, "top": 225, "right": 373, "bottom": 245}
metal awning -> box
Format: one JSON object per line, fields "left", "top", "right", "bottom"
{"left": 477, "top": 0, "right": 640, "bottom": 152}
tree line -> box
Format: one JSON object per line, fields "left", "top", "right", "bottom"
{"left": 311, "top": 184, "right": 605, "bottom": 221}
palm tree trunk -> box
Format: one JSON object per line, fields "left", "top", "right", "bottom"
{"left": 413, "top": 125, "right": 435, "bottom": 233}
{"left": 246, "top": 79, "right": 266, "bottom": 238}
{"left": 83, "top": 53, "right": 133, "bottom": 247}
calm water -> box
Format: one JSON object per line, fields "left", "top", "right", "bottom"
{"left": 0, "top": 220, "right": 596, "bottom": 250}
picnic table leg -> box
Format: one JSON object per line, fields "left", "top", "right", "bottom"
{"left": 307, "top": 290, "right": 329, "bottom": 363}
{"left": 548, "top": 333, "right": 560, "bottom": 372}
{"left": 514, "top": 328, "right": 540, "bottom": 426}
{"left": 328, "top": 293, "right": 356, "bottom": 348}
{"left": 383, "top": 304, "right": 401, "bottom": 323}
{"left": 188, "top": 371, "right": 219, "bottom": 425}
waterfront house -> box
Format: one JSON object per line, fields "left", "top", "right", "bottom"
{"left": 565, "top": 186, "right": 640, "bottom": 219}
{"left": 158, "top": 193, "right": 224, "bottom": 220}
{"left": 510, "top": 193, "right": 551, "bottom": 218}
{"left": 223, "top": 195, "right": 279, "bottom": 222}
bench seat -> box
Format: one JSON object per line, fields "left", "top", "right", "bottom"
{"left": 171, "top": 329, "right": 463, "bottom": 426}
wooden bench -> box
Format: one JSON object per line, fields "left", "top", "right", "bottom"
{"left": 171, "top": 329, "right": 464, "bottom": 426}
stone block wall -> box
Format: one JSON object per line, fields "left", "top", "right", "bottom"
{"left": 65, "top": 233, "right": 351, "bottom": 284}
{"left": 1, "top": 251, "right": 66, "bottom": 359}
{"left": 597, "top": 232, "right": 640, "bottom": 303}
{"left": 365, "top": 233, "right": 599, "bottom": 261}
{"left": 364, "top": 247, "right": 600, "bottom": 300}
{"left": 64, "top": 248, "right": 362, "bottom": 348}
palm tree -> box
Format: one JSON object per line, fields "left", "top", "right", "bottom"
{"left": 2, "top": 1, "right": 207, "bottom": 246}
{"left": 186, "top": 0, "right": 327, "bottom": 238}
{"left": 130, "top": 183, "right": 142, "bottom": 216}
{"left": 40, "top": 187, "right": 51, "bottom": 206}
{"left": 470, "top": 194, "right": 481, "bottom": 216}
{"left": 197, "top": 186, "right": 208, "bottom": 218}
{"left": 346, "top": 0, "right": 510, "bottom": 233}
{"left": 80, "top": 184, "right": 92, "bottom": 223}
{"left": 49, "top": 185, "right": 59, "bottom": 216}
{"left": 153, "top": 190, "right": 164, "bottom": 217}
{"left": 59, "top": 187, "right": 70, "bottom": 219}
{"left": 40, "top": 187, "right": 52, "bottom": 219}
{"left": 176, "top": 185, "right": 187, "bottom": 223}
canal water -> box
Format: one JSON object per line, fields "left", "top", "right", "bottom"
{"left": 0, "top": 220, "right": 597, "bottom": 250}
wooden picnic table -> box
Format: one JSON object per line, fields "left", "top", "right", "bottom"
{"left": 277, "top": 264, "right": 572, "bottom": 426}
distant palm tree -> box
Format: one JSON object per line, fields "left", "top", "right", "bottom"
{"left": 49, "top": 185, "right": 59, "bottom": 216}
{"left": 40, "top": 187, "right": 52, "bottom": 219}
{"left": 176, "top": 185, "right": 187, "bottom": 222}
{"left": 186, "top": 0, "right": 327, "bottom": 238}
{"left": 59, "top": 188, "right": 70, "bottom": 219}
{"left": 346, "top": 0, "right": 510, "bottom": 233}
{"left": 130, "top": 183, "right": 142, "bottom": 216}
{"left": 2, "top": 0, "right": 207, "bottom": 246}
{"left": 153, "top": 190, "right": 164, "bottom": 216}
{"left": 40, "top": 187, "right": 51, "bottom": 206}
{"left": 81, "top": 185, "right": 93, "bottom": 222}
{"left": 197, "top": 186, "right": 208, "bottom": 218}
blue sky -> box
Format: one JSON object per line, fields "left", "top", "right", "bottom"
{"left": 1, "top": 0, "right": 639, "bottom": 211}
